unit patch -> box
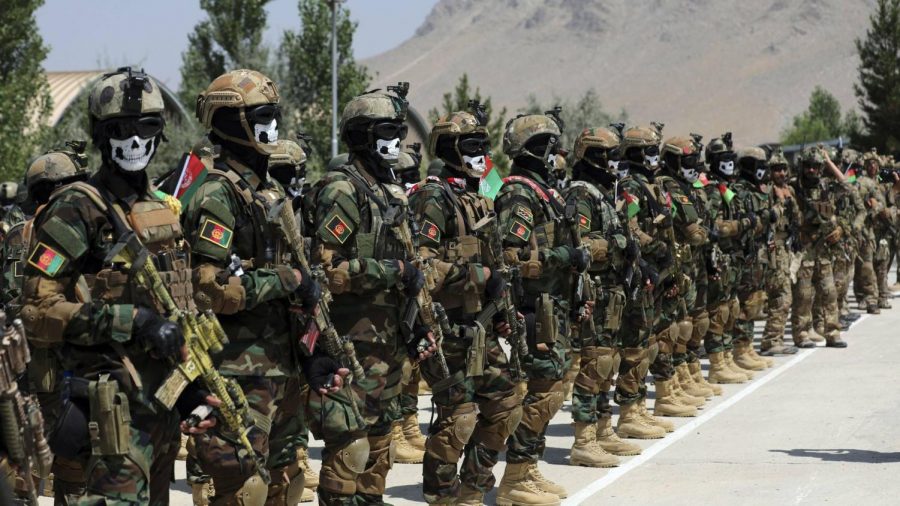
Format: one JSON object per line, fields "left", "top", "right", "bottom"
{"left": 28, "top": 242, "right": 67, "bottom": 276}
{"left": 199, "top": 218, "right": 234, "bottom": 249}
{"left": 514, "top": 205, "right": 534, "bottom": 224}
{"left": 421, "top": 220, "right": 441, "bottom": 242}
{"left": 325, "top": 215, "right": 352, "bottom": 244}
{"left": 510, "top": 220, "right": 532, "bottom": 241}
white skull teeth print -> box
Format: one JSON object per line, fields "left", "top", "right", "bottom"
{"left": 110, "top": 135, "right": 155, "bottom": 172}
{"left": 254, "top": 119, "right": 278, "bottom": 144}
{"left": 681, "top": 168, "right": 699, "bottom": 182}
{"left": 547, "top": 152, "right": 557, "bottom": 168}
{"left": 755, "top": 168, "right": 767, "bottom": 181}
{"left": 376, "top": 138, "right": 401, "bottom": 160}
{"left": 719, "top": 160, "right": 735, "bottom": 176}
{"left": 645, "top": 154, "right": 660, "bottom": 168}
{"left": 463, "top": 154, "right": 487, "bottom": 176}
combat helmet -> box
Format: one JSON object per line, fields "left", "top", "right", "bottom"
{"left": 661, "top": 135, "right": 703, "bottom": 183}
{"left": 737, "top": 146, "right": 769, "bottom": 184}
{"left": 340, "top": 83, "right": 410, "bottom": 175}
{"left": 26, "top": 141, "right": 90, "bottom": 205}
{"left": 706, "top": 132, "right": 737, "bottom": 179}
{"left": 861, "top": 148, "right": 881, "bottom": 169}
{"left": 797, "top": 145, "right": 826, "bottom": 184}
{"left": 621, "top": 123, "right": 663, "bottom": 171}
{"left": 502, "top": 113, "right": 562, "bottom": 160}
{"left": 429, "top": 105, "right": 491, "bottom": 178}
{"left": 573, "top": 126, "right": 621, "bottom": 173}
{"left": 196, "top": 69, "right": 281, "bottom": 156}
{"left": 396, "top": 144, "right": 424, "bottom": 186}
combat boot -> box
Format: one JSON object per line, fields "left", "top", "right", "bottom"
{"left": 807, "top": 328, "right": 826, "bottom": 343}
{"left": 297, "top": 446, "right": 318, "bottom": 493}
{"left": 191, "top": 481, "right": 215, "bottom": 506}
{"left": 391, "top": 422, "right": 424, "bottom": 464}
{"left": 760, "top": 341, "right": 798, "bottom": 356}
{"left": 653, "top": 379, "right": 698, "bottom": 417}
{"left": 525, "top": 463, "right": 568, "bottom": 498}
{"left": 300, "top": 487, "right": 315, "bottom": 503}
{"left": 708, "top": 351, "right": 747, "bottom": 384}
{"left": 746, "top": 346, "right": 774, "bottom": 368}
{"left": 596, "top": 417, "right": 642, "bottom": 455}
{"left": 638, "top": 400, "right": 675, "bottom": 432}
{"left": 418, "top": 377, "right": 431, "bottom": 394}
{"left": 457, "top": 484, "right": 485, "bottom": 506}
{"left": 670, "top": 374, "right": 706, "bottom": 407}
{"left": 676, "top": 363, "right": 713, "bottom": 399}
{"left": 689, "top": 361, "right": 722, "bottom": 395}
{"left": 496, "top": 462, "right": 560, "bottom": 506}
{"left": 867, "top": 304, "right": 881, "bottom": 314}
{"left": 570, "top": 423, "right": 620, "bottom": 467}
{"left": 825, "top": 331, "right": 848, "bottom": 348}
{"left": 177, "top": 434, "right": 189, "bottom": 461}
{"left": 401, "top": 413, "right": 427, "bottom": 451}
{"left": 732, "top": 342, "right": 766, "bottom": 371}
{"left": 880, "top": 299, "right": 893, "bottom": 309}
{"left": 725, "top": 350, "right": 755, "bottom": 379}
{"left": 616, "top": 401, "right": 665, "bottom": 439}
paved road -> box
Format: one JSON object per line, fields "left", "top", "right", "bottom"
{"left": 39, "top": 290, "right": 900, "bottom": 505}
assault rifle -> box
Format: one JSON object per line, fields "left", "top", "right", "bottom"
{"left": 0, "top": 314, "right": 51, "bottom": 506}
{"left": 114, "top": 234, "right": 270, "bottom": 484}
{"left": 268, "top": 199, "right": 366, "bottom": 382}
{"left": 563, "top": 201, "right": 595, "bottom": 343}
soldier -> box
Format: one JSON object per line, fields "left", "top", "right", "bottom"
{"left": 408, "top": 107, "right": 523, "bottom": 504}
{"left": 790, "top": 146, "right": 848, "bottom": 348}
{"left": 653, "top": 135, "right": 714, "bottom": 416}
{"left": 730, "top": 147, "right": 775, "bottom": 370}
{"left": 565, "top": 127, "right": 643, "bottom": 464}
{"left": 183, "top": 69, "right": 344, "bottom": 505}
{"left": 0, "top": 182, "right": 25, "bottom": 234}
{"left": 20, "top": 67, "right": 217, "bottom": 504}
{"left": 761, "top": 149, "right": 801, "bottom": 354}
{"left": 829, "top": 149, "right": 867, "bottom": 328}
{"left": 702, "top": 134, "right": 756, "bottom": 383}
{"left": 396, "top": 143, "right": 424, "bottom": 189}
{"left": 493, "top": 111, "right": 592, "bottom": 504}
{"left": 304, "top": 84, "right": 435, "bottom": 505}
{"left": 857, "top": 150, "right": 889, "bottom": 313}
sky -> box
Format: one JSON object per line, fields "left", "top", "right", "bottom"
{"left": 35, "top": 0, "right": 438, "bottom": 91}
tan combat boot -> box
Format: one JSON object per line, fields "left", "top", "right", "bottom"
{"left": 732, "top": 342, "right": 766, "bottom": 371}
{"left": 401, "top": 413, "right": 427, "bottom": 452}
{"left": 296, "top": 446, "right": 318, "bottom": 497}
{"left": 689, "top": 360, "right": 722, "bottom": 395}
{"left": 177, "top": 433, "right": 189, "bottom": 461}
{"left": 807, "top": 327, "right": 826, "bottom": 343}
{"left": 299, "top": 487, "right": 315, "bottom": 503}
{"left": 670, "top": 374, "right": 706, "bottom": 408}
{"left": 725, "top": 350, "right": 755, "bottom": 380}
{"left": 191, "top": 481, "right": 215, "bottom": 506}
{"left": 457, "top": 484, "right": 485, "bottom": 506}
{"left": 747, "top": 345, "right": 774, "bottom": 367}
{"left": 653, "top": 379, "right": 698, "bottom": 417}
{"left": 708, "top": 351, "right": 747, "bottom": 384}
{"left": 496, "top": 462, "right": 560, "bottom": 506}
{"left": 570, "top": 423, "right": 620, "bottom": 467}
{"left": 676, "top": 363, "right": 713, "bottom": 399}
{"left": 638, "top": 400, "right": 675, "bottom": 432}
{"left": 616, "top": 402, "right": 665, "bottom": 439}
{"left": 525, "top": 462, "right": 568, "bottom": 498}
{"left": 596, "top": 416, "right": 642, "bottom": 455}
{"left": 391, "top": 422, "right": 424, "bottom": 464}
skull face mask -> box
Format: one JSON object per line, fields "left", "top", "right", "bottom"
{"left": 462, "top": 155, "right": 488, "bottom": 177}
{"left": 110, "top": 135, "right": 156, "bottom": 172}
{"left": 718, "top": 159, "right": 735, "bottom": 176}
{"left": 375, "top": 138, "right": 401, "bottom": 161}
{"left": 254, "top": 119, "right": 279, "bottom": 145}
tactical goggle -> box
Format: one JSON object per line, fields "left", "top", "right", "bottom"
{"left": 457, "top": 136, "right": 491, "bottom": 155}
{"left": 370, "top": 121, "right": 408, "bottom": 141}
{"left": 245, "top": 104, "right": 282, "bottom": 125}
{"left": 771, "top": 164, "right": 788, "bottom": 172}
{"left": 626, "top": 145, "right": 659, "bottom": 162}
{"left": 680, "top": 154, "right": 701, "bottom": 168}
{"left": 584, "top": 147, "right": 620, "bottom": 165}
{"left": 100, "top": 115, "right": 165, "bottom": 140}
{"left": 525, "top": 134, "right": 559, "bottom": 157}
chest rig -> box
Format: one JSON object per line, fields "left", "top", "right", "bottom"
{"left": 568, "top": 180, "right": 624, "bottom": 272}
{"left": 798, "top": 182, "right": 835, "bottom": 225}
{"left": 504, "top": 175, "right": 569, "bottom": 255}
{"left": 45, "top": 182, "right": 194, "bottom": 314}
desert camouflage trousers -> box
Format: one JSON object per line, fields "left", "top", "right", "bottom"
{"left": 791, "top": 248, "right": 840, "bottom": 342}
{"left": 763, "top": 245, "right": 793, "bottom": 348}
{"left": 854, "top": 236, "right": 879, "bottom": 307}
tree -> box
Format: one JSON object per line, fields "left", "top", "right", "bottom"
{"left": 0, "top": 0, "right": 52, "bottom": 182}
{"left": 178, "top": 0, "right": 272, "bottom": 107}
{"left": 854, "top": 0, "right": 900, "bottom": 151}
{"left": 780, "top": 86, "right": 858, "bottom": 145}
{"left": 278, "top": 0, "right": 370, "bottom": 176}
{"left": 521, "top": 89, "right": 628, "bottom": 158}
{"left": 428, "top": 74, "right": 510, "bottom": 173}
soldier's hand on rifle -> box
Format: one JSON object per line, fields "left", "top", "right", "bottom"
{"left": 639, "top": 259, "right": 658, "bottom": 292}
{"left": 407, "top": 325, "right": 436, "bottom": 361}
{"left": 398, "top": 260, "right": 426, "bottom": 297}
{"left": 579, "top": 300, "right": 595, "bottom": 321}
{"left": 180, "top": 395, "right": 221, "bottom": 435}
{"left": 176, "top": 383, "right": 221, "bottom": 434}
{"left": 133, "top": 306, "right": 185, "bottom": 363}
{"left": 564, "top": 246, "right": 590, "bottom": 273}
{"left": 295, "top": 267, "right": 321, "bottom": 313}
{"left": 302, "top": 353, "right": 351, "bottom": 394}
{"left": 485, "top": 269, "right": 507, "bottom": 301}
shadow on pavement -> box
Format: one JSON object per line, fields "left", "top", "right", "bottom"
{"left": 385, "top": 482, "right": 425, "bottom": 502}
{"left": 771, "top": 449, "right": 900, "bottom": 463}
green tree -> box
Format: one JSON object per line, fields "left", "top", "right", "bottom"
{"left": 278, "top": 0, "right": 370, "bottom": 176}
{"left": 781, "top": 86, "right": 858, "bottom": 145}
{"left": 178, "top": 0, "right": 272, "bottom": 107}
{"left": 521, "top": 89, "right": 628, "bottom": 158}
{"left": 854, "top": 0, "right": 900, "bottom": 151}
{"left": 428, "top": 74, "right": 510, "bottom": 173}
{"left": 0, "top": 0, "right": 52, "bottom": 182}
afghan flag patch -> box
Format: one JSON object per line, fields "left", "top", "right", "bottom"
{"left": 421, "top": 220, "right": 441, "bottom": 242}
{"left": 577, "top": 213, "right": 591, "bottom": 230}
{"left": 325, "top": 215, "right": 352, "bottom": 244}
{"left": 510, "top": 220, "right": 531, "bottom": 241}
{"left": 199, "top": 218, "right": 234, "bottom": 249}
{"left": 28, "top": 242, "right": 66, "bottom": 276}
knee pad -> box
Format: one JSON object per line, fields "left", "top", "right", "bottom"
{"left": 319, "top": 437, "right": 369, "bottom": 496}
{"left": 574, "top": 347, "right": 603, "bottom": 394}
{"left": 284, "top": 462, "right": 306, "bottom": 505}
{"left": 229, "top": 474, "right": 267, "bottom": 506}
{"left": 677, "top": 319, "right": 694, "bottom": 345}
{"left": 519, "top": 382, "right": 565, "bottom": 433}
{"left": 425, "top": 402, "right": 478, "bottom": 463}
{"left": 357, "top": 434, "right": 393, "bottom": 496}
{"left": 473, "top": 392, "right": 523, "bottom": 451}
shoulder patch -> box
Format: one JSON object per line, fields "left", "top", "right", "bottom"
{"left": 514, "top": 205, "right": 534, "bottom": 224}
{"left": 577, "top": 213, "right": 591, "bottom": 230}
{"left": 199, "top": 218, "right": 234, "bottom": 249}
{"left": 421, "top": 220, "right": 441, "bottom": 242}
{"left": 28, "top": 242, "right": 67, "bottom": 277}
{"left": 325, "top": 214, "right": 352, "bottom": 244}
{"left": 510, "top": 220, "right": 532, "bottom": 241}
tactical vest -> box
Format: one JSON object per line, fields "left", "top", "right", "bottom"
{"left": 502, "top": 175, "right": 568, "bottom": 253}
{"left": 566, "top": 180, "right": 625, "bottom": 279}
{"left": 37, "top": 182, "right": 194, "bottom": 314}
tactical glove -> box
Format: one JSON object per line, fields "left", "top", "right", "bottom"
{"left": 563, "top": 245, "right": 590, "bottom": 273}
{"left": 302, "top": 351, "right": 343, "bottom": 392}
{"left": 485, "top": 270, "right": 507, "bottom": 301}
{"left": 133, "top": 306, "right": 184, "bottom": 363}
{"left": 639, "top": 259, "right": 659, "bottom": 287}
{"left": 399, "top": 260, "right": 425, "bottom": 297}
{"left": 295, "top": 267, "right": 321, "bottom": 312}
{"left": 406, "top": 323, "right": 434, "bottom": 360}
{"left": 624, "top": 236, "right": 640, "bottom": 262}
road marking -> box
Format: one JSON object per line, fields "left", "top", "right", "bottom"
{"left": 564, "top": 313, "right": 872, "bottom": 505}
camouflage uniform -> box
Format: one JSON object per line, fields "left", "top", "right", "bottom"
{"left": 856, "top": 162, "right": 886, "bottom": 311}
{"left": 831, "top": 171, "right": 866, "bottom": 321}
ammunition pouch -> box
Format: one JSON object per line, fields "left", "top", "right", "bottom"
{"left": 325, "top": 266, "right": 352, "bottom": 295}
{"left": 194, "top": 264, "right": 245, "bottom": 314}
{"left": 533, "top": 294, "right": 559, "bottom": 345}
{"left": 87, "top": 374, "right": 131, "bottom": 457}
{"left": 521, "top": 250, "right": 543, "bottom": 279}
{"left": 603, "top": 288, "right": 625, "bottom": 332}
{"left": 463, "top": 323, "right": 487, "bottom": 378}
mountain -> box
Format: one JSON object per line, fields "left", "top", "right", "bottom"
{"left": 362, "top": 0, "right": 875, "bottom": 145}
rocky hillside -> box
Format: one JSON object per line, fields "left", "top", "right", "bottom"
{"left": 363, "top": 0, "right": 875, "bottom": 144}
